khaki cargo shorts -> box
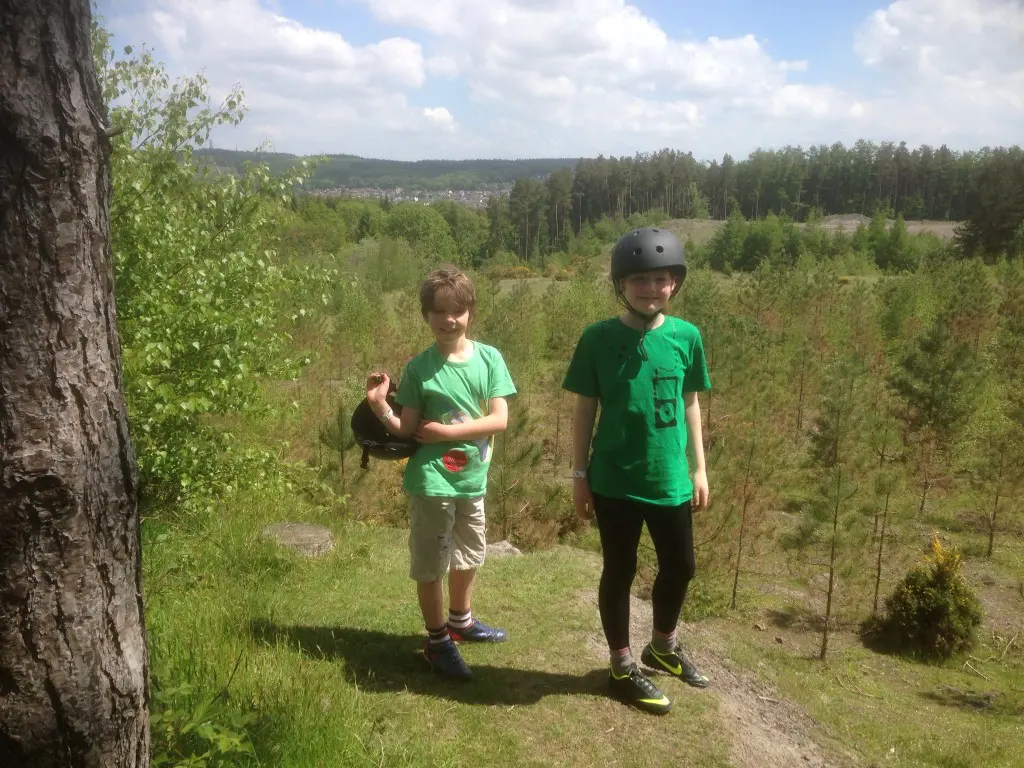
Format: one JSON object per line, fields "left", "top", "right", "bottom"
{"left": 408, "top": 495, "right": 487, "bottom": 582}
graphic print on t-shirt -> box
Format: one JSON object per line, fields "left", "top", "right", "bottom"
{"left": 442, "top": 449, "right": 469, "bottom": 471}
{"left": 652, "top": 368, "right": 680, "bottom": 429}
{"left": 438, "top": 400, "right": 490, "bottom": 471}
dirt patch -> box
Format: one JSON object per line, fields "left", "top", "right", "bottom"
{"left": 820, "top": 214, "right": 871, "bottom": 229}
{"left": 662, "top": 218, "right": 724, "bottom": 246}
{"left": 963, "top": 560, "right": 1024, "bottom": 637}
{"left": 660, "top": 216, "right": 960, "bottom": 244}
{"left": 578, "top": 589, "right": 856, "bottom": 768}
{"left": 905, "top": 220, "right": 959, "bottom": 238}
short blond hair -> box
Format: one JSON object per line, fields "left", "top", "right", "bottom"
{"left": 419, "top": 267, "right": 476, "bottom": 320}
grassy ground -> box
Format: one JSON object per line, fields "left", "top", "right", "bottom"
{"left": 153, "top": 252, "right": 1022, "bottom": 766}
{"left": 145, "top": 492, "right": 733, "bottom": 768}
{"left": 707, "top": 601, "right": 1024, "bottom": 768}
{"left": 144, "top": 482, "right": 1024, "bottom": 768}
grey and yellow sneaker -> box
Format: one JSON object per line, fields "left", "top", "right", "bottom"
{"left": 609, "top": 663, "right": 673, "bottom": 715}
{"left": 641, "top": 643, "right": 710, "bottom": 688}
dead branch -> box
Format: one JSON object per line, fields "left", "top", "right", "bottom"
{"left": 964, "top": 660, "right": 993, "bottom": 682}
{"left": 999, "top": 631, "right": 1020, "bottom": 663}
{"left": 826, "top": 663, "right": 881, "bottom": 699}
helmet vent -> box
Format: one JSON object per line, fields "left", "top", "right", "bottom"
{"left": 633, "top": 247, "right": 643, "bottom": 256}
{"left": 655, "top": 245, "right": 664, "bottom": 253}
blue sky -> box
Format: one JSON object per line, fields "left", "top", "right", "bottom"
{"left": 98, "top": 0, "right": 1024, "bottom": 160}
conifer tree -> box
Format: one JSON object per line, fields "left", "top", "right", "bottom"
{"left": 786, "top": 356, "right": 870, "bottom": 660}
{"left": 888, "top": 317, "right": 976, "bottom": 513}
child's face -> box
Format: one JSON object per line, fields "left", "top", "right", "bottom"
{"left": 426, "top": 294, "right": 471, "bottom": 343}
{"left": 620, "top": 269, "right": 676, "bottom": 315}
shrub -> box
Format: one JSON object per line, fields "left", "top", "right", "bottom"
{"left": 97, "top": 36, "right": 320, "bottom": 507}
{"left": 487, "top": 264, "right": 536, "bottom": 280}
{"left": 879, "top": 536, "right": 982, "bottom": 659}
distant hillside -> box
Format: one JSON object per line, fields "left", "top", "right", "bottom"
{"left": 194, "top": 149, "right": 579, "bottom": 192}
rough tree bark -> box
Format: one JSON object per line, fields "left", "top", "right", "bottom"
{"left": 0, "top": 2, "right": 149, "bottom": 766}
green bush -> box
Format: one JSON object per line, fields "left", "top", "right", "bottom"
{"left": 880, "top": 536, "right": 982, "bottom": 659}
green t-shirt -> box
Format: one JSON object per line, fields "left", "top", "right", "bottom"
{"left": 562, "top": 316, "right": 711, "bottom": 506}
{"left": 396, "top": 341, "right": 517, "bottom": 498}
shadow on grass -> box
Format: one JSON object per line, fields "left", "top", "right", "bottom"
{"left": 920, "top": 685, "right": 1007, "bottom": 712}
{"left": 766, "top": 606, "right": 822, "bottom": 632}
{"left": 857, "top": 616, "right": 902, "bottom": 656}
{"left": 249, "top": 618, "right": 609, "bottom": 706}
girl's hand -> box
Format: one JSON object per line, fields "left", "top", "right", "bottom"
{"left": 573, "top": 476, "right": 595, "bottom": 520}
{"left": 366, "top": 372, "right": 390, "bottom": 405}
{"left": 414, "top": 420, "right": 452, "bottom": 444}
{"left": 692, "top": 469, "right": 710, "bottom": 510}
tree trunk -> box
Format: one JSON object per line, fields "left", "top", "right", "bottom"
{"left": 987, "top": 449, "right": 1004, "bottom": 558}
{"left": 796, "top": 361, "right": 805, "bottom": 434}
{"left": 872, "top": 491, "right": 891, "bottom": 618}
{"left": 0, "top": 3, "right": 149, "bottom": 766}
{"left": 988, "top": 501, "right": 998, "bottom": 559}
{"left": 820, "top": 466, "right": 843, "bottom": 662}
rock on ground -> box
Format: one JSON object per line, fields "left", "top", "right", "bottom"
{"left": 261, "top": 522, "right": 335, "bottom": 558}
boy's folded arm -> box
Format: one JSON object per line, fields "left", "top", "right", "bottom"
{"left": 443, "top": 397, "right": 509, "bottom": 440}
{"left": 392, "top": 404, "right": 420, "bottom": 438}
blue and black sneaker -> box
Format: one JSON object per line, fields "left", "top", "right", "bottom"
{"left": 423, "top": 638, "right": 472, "bottom": 681}
{"left": 448, "top": 618, "right": 508, "bottom": 643}
{"left": 641, "top": 643, "right": 710, "bottom": 688}
{"left": 609, "top": 664, "right": 672, "bottom": 715}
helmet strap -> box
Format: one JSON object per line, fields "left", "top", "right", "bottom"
{"left": 615, "top": 291, "right": 661, "bottom": 361}
{"left": 615, "top": 290, "right": 663, "bottom": 326}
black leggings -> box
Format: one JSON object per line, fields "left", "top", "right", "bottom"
{"left": 593, "top": 494, "right": 696, "bottom": 650}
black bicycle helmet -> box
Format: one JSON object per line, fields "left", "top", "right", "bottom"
{"left": 610, "top": 227, "right": 687, "bottom": 297}
{"left": 350, "top": 382, "right": 419, "bottom": 469}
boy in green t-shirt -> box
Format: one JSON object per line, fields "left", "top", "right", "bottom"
{"left": 563, "top": 227, "right": 711, "bottom": 715}
{"left": 366, "top": 267, "right": 517, "bottom": 681}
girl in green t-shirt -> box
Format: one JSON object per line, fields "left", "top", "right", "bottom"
{"left": 563, "top": 227, "right": 711, "bottom": 715}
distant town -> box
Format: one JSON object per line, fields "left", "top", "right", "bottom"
{"left": 309, "top": 184, "right": 514, "bottom": 209}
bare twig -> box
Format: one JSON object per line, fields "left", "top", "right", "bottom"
{"left": 963, "top": 661, "right": 993, "bottom": 682}
{"left": 998, "top": 631, "right": 1020, "bottom": 662}
{"left": 826, "top": 663, "right": 881, "bottom": 699}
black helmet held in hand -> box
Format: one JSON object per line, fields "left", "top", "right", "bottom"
{"left": 350, "top": 380, "right": 419, "bottom": 469}
{"left": 610, "top": 227, "right": 687, "bottom": 297}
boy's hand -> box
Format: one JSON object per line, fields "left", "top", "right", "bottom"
{"left": 692, "top": 469, "right": 709, "bottom": 510}
{"left": 414, "top": 420, "right": 452, "bottom": 443}
{"left": 573, "top": 477, "right": 595, "bottom": 520}
{"left": 366, "top": 372, "right": 390, "bottom": 404}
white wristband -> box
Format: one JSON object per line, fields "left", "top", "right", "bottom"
{"left": 571, "top": 469, "right": 587, "bottom": 479}
{"left": 379, "top": 407, "right": 394, "bottom": 423}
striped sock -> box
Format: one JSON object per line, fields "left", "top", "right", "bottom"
{"left": 448, "top": 609, "right": 473, "bottom": 630}
{"left": 652, "top": 628, "right": 677, "bottom": 654}
{"left": 610, "top": 647, "right": 634, "bottom": 676}
{"left": 427, "top": 624, "right": 451, "bottom": 646}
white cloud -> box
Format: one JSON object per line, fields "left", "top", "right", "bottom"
{"left": 425, "top": 55, "right": 460, "bottom": 78}
{"left": 100, "top": 0, "right": 1024, "bottom": 159}
{"left": 103, "top": 0, "right": 466, "bottom": 157}
{"left": 855, "top": 0, "right": 1024, "bottom": 75}
{"left": 349, "top": 0, "right": 861, "bottom": 156}
{"left": 852, "top": 0, "right": 1024, "bottom": 139}
{"left": 423, "top": 107, "right": 456, "bottom": 132}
